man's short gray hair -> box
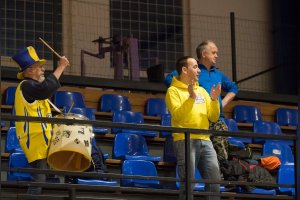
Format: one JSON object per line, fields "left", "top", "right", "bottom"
{"left": 195, "top": 40, "right": 215, "bottom": 59}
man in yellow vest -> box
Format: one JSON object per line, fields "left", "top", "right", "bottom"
{"left": 12, "top": 46, "right": 69, "bottom": 198}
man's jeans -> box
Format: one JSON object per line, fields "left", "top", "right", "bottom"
{"left": 173, "top": 139, "right": 221, "bottom": 200}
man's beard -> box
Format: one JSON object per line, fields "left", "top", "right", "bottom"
{"left": 38, "top": 75, "right": 45, "bottom": 83}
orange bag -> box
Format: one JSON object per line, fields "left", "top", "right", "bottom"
{"left": 260, "top": 156, "right": 281, "bottom": 170}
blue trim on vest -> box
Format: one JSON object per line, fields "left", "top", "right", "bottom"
{"left": 37, "top": 106, "right": 48, "bottom": 145}
{"left": 24, "top": 108, "right": 30, "bottom": 149}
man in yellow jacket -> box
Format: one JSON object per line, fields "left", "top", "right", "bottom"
{"left": 165, "top": 56, "right": 221, "bottom": 200}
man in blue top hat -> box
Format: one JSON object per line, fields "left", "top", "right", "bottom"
{"left": 165, "top": 40, "right": 239, "bottom": 163}
{"left": 12, "top": 46, "right": 69, "bottom": 199}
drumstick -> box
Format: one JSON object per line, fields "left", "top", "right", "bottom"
{"left": 39, "top": 37, "right": 62, "bottom": 59}
{"left": 67, "top": 101, "right": 75, "bottom": 113}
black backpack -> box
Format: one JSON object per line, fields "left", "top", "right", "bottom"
{"left": 87, "top": 137, "right": 107, "bottom": 173}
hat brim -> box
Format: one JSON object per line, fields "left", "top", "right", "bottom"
{"left": 17, "top": 59, "right": 47, "bottom": 79}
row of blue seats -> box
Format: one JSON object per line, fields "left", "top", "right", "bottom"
{"left": 161, "top": 115, "right": 294, "bottom": 147}
{"left": 233, "top": 105, "right": 298, "bottom": 127}
{"left": 4, "top": 123, "right": 295, "bottom": 196}
{"left": 3, "top": 87, "right": 169, "bottom": 117}
{"left": 4, "top": 110, "right": 296, "bottom": 163}
{"left": 3, "top": 87, "right": 298, "bottom": 127}
{"left": 7, "top": 152, "right": 295, "bottom": 196}
{"left": 6, "top": 125, "right": 294, "bottom": 168}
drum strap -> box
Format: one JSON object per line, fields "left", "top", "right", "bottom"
{"left": 47, "top": 99, "right": 63, "bottom": 113}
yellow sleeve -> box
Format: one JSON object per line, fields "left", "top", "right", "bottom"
{"left": 203, "top": 89, "right": 220, "bottom": 122}
{"left": 165, "top": 87, "right": 195, "bottom": 122}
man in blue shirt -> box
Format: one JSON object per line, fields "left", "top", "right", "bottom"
{"left": 165, "top": 40, "right": 239, "bottom": 162}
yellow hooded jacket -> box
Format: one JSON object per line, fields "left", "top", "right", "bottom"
{"left": 165, "top": 77, "right": 220, "bottom": 141}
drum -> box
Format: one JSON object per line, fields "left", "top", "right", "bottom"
{"left": 47, "top": 113, "right": 93, "bottom": 171}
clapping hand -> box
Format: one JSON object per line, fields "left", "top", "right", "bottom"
{"left": 188, "top": 79, "right": 196, "bottom": 99}
{"left": 210, "top": 83, "right": 221, "bottom": 101}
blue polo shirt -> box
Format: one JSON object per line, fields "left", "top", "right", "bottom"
{"left": 164, "top": 64, "right": 239, "bottom": 118}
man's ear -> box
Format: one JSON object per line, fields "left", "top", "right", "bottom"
{"left": 23, "top": 67, "right": 34, "bottom": 76}
{"left": 182, "top": 66, "right": 188, "bottom": 74}
{"left": 202, "top": 50, "right": 206, "bottom": 58}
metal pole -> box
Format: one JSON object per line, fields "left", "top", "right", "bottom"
{"left": 230, "top": 12, "right": 237, "bottom": 83}
{"left": 184, "top": 132, "right": 192, "bottom": 200}
{"left": 52, "top": 0, "right": 59, "bottom": 70}
{"left": 0, "top": 23, "right": 2, "bottom": 195}
{"left": 69, "top": 187, "right": 76, "bottom": 200}
{"left": 296, "top": 91, "right": 300, "bottom": 200}
{"left": 81, "top": 50, "right": 85, "bottom": 76}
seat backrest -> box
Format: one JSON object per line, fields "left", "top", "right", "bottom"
{"left": 262, "top": 141, "right": 294, "bottom": 164}
{"left": 53, "top": 91, "right": 85, "bottom": 108}
{"left": 9, "top": 153, "right": 29, "bottom": 168}
{"left": 223, "top": 118, "right": 238, "bottom": 132}
{"left": 233, "top": 105, "right": 262, "bottom": 123}
{"left": 112, "top": 111, "right": 144, "bottom": 133}
{"left": 278, "top": 165, "right": 294, "bottom": 185}
{"left": 253, "top": 121, "right": 282, "bottom": 135}
{"left": 176, "top": 166, "right": 204, "bottom": 189}
{"left": 113, "top": 133, "right": 148, "bottom": 159}
{"left": 278, "top": 164, "right": 295, "bottom": 196}
{"left": 145, "top": 98, "right": 169, "bottom": 116}
{"left": 7, "top": 153, "right": 31, "bottom": 181}
{"left": 4, "top": 86, "right": 17, "bottom": 105}
{"left": 163, "top": 135, "right": 176, "bottom": 162}
{"left": 160, "top": 114, "right": 172, "bottom": 137}
{"left": 63, "top": 106, "right": 96, "bottom": 120}
{"left": 121, "top": 160, "right": 159, "bottom": 186}
{"left": 99, "top": 94, "right": 131, "bottom": 112}
{"left": 112, "top": 111, "right": 144, "bottom": 124}
{"left": 276, "top": 108, "right": 298, "bottom": 126}
{"left": 10, "top": 106, "right": 16, "bottom": 127}
{"left": 5, "top": 127, "right": 21, "bottom": 153}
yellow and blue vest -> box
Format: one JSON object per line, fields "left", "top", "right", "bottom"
{"left": 15, "top": 80, "right": 52, "bottom": 163}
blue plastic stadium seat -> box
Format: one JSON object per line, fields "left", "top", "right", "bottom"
{"left": 253, "top": 121, "right": 292, "bottom": 145}
{"left": 112, "top": 111, "right": 157, "bottom": 137}
{"left": 145, "top": 98, "right": 169, "bottom": 116}
{"left": 160, "top": 114, "right": 172, "bottom": 137}
{"left": 5, "top": 127, "right": 23, "bottom": 153}
{"left": 163, "top": 136, "right": 176, "bottom": 162}
{"left": 113, "top": 133, "right": 161, "bottom": 162}
{"left": 121, "top": 160, "right": 160, "bottom": 188}
{"left": 236, "top": 186, "right": 276, "bottom": 195}
{"left": 176, "top": 167, "right": 225, "bottom": 192}
{"left": 77, "top": 178, "right": 118, "bottom": 186}
{"left": 223, "top": 118, "right": 252, "bottom": 146}
{"left": 53, "top": 91, "right": 85, "bottom": 108}
{"left": 99, "top": 94, "right": 131, "bottom": 112}
{"left": 262, "top": 141, "right": 294, "bottom": 164}
{"left": 7, "top": 153, "right": 32, "bottom": 181}
{"left": 63, "top": 106, "right": 109, "bottom": 134}
{"left": 277, "top": 165, "right": 295, "bottom": 196}
{"left": 4, "top": 86, "right": 17, "bottom": 105}
{"left": 10, "top": 107, "right": 16, "bottom": 127}
{"left": 233, "top": 105, "right": 262, "bottom": 123}
{"left": 275, "top": 108, "right": 298, "bottom": 127}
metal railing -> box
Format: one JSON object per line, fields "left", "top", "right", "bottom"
{"left": 0, "top": 114, "right": 298, "bottom": 200}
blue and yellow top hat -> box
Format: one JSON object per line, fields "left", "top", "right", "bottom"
{"left": 12, "top": 46, "right": 46, "bottom": 79}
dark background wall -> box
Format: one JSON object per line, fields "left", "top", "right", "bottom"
{"left": 273, "top": 0, "right": 298, "bottom": 95}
